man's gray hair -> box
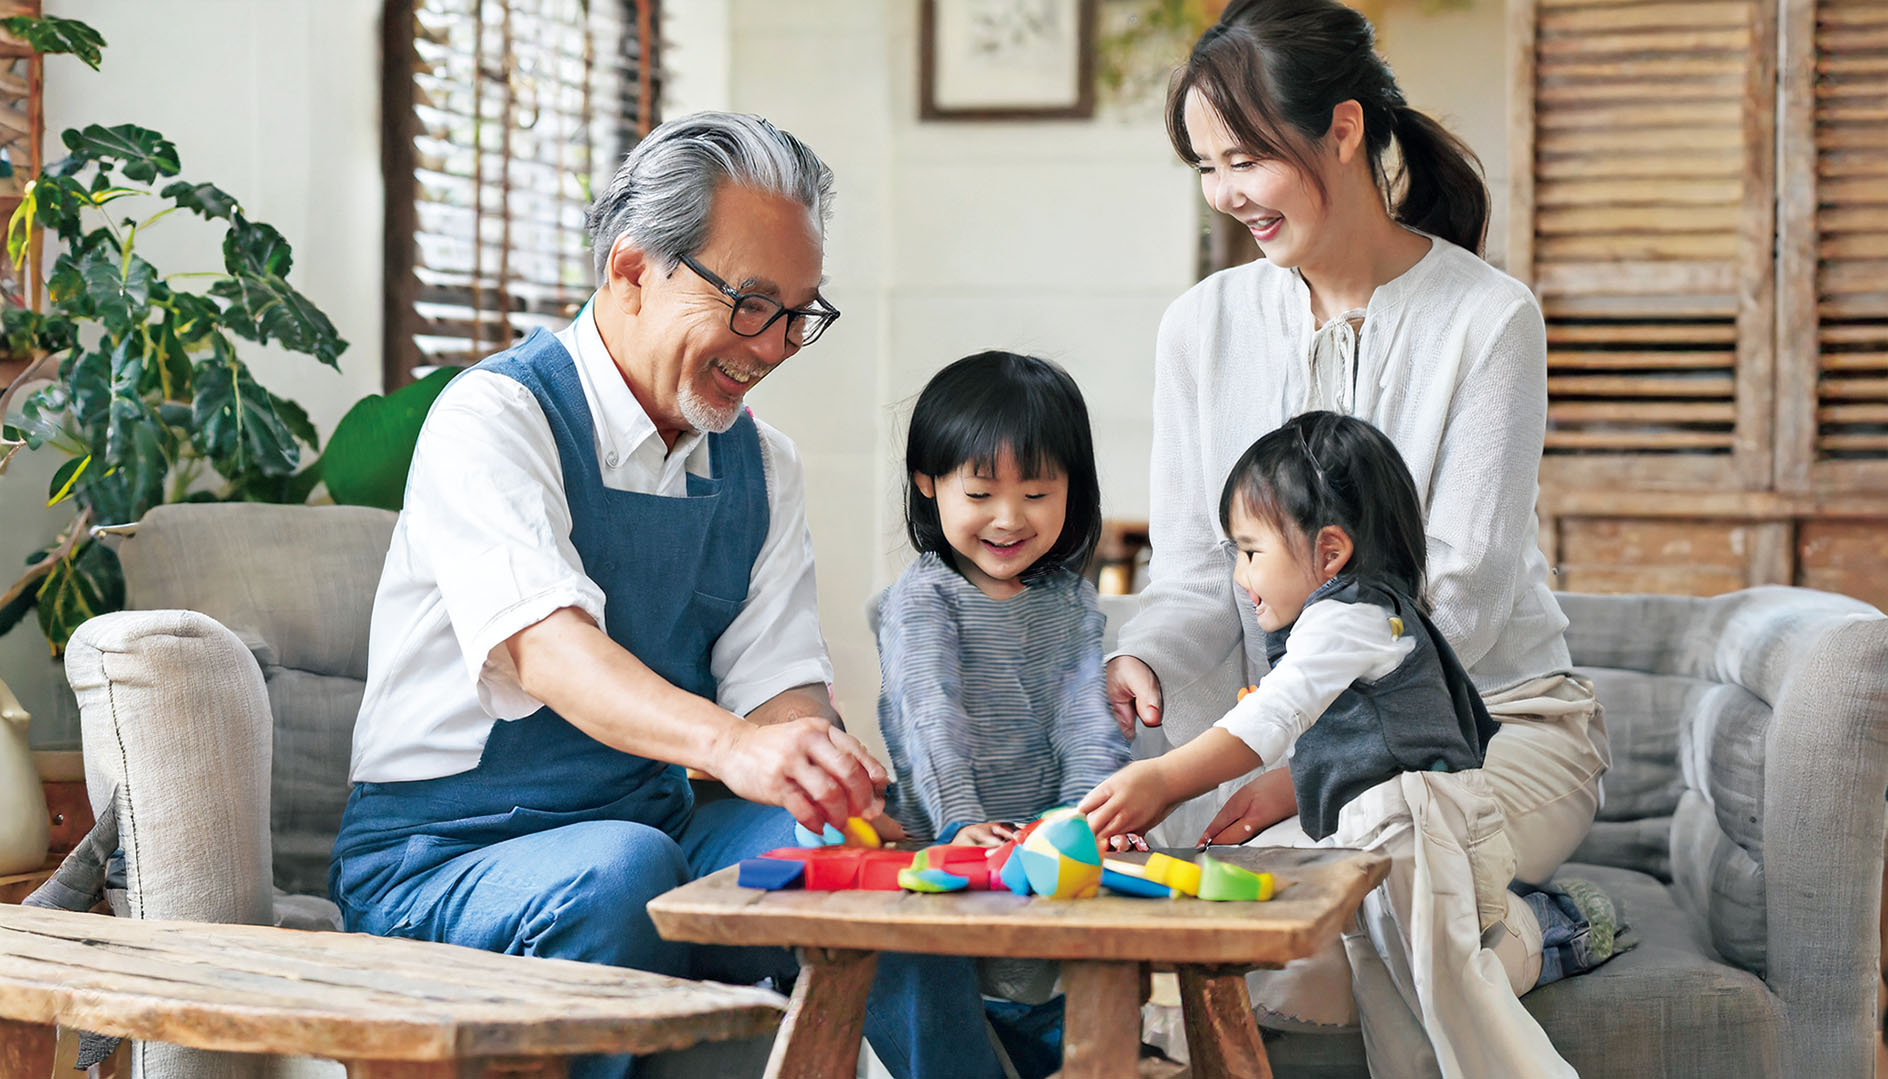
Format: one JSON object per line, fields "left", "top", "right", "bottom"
{"left": 586, "top": 111, "right": 835, "bottom": 281}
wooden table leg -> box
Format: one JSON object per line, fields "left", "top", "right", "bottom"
{"left": 1177, "top": 965, "right": 1271, "bottom": 1079}
{"left": 1060, "top": 959, "right": 1142, "bottom": 1079}
{"left": 765, "top": 947, "right": 878, "bottom": 1079}
{"left": 345, "top": 1058, "right": 568, "bottom": 1077}
{"left": 0, "top": 1019, "right": 56, "bottom": 1079}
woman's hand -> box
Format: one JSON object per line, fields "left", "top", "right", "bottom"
{"left": 1106, "top": 655, "right": 1164, "bottom": 739}
{"left": 1197, "top": 768, "right": 1297, "bottom": 848}
{"left": 1079, "top": 758, "right": 1183, "bottom": 843}
{"left": 951, "top": 821, "right": 1019, "bottom": 847}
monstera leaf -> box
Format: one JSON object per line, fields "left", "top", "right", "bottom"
{"left": 61, "top": 123, "right": 179, "bottom": 183}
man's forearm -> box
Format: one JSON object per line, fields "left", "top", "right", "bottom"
{"left": 508, "top": 607, "right": 744, "bottom": 771}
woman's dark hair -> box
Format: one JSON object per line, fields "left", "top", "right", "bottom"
{"left": 1166, "top": 0, "right": 1488, "bottom": 254}
{"left": 1217, "top": 411, "right": 1429, "bottom": 608}
{"left": 905, "top": 351, "right": 1103, "bottom": 584}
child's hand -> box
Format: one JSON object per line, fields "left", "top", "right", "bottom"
{"left": 1105, "top": 832, "right": 1150, "bottom": 853}
{"left": 1078, "top": 759, "right": 1182, "bottom": 843}
{"left": 950, "top": 821, "right": 1019, "bottom": 847}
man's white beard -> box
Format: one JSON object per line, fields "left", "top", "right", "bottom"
{"left": 678, "top": 381, "right": 739, "bottom": 434}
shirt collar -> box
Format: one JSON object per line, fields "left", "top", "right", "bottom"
{"left": 572, "top": 298, "right": 709, "bottom": 475}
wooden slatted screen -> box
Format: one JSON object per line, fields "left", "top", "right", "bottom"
{"left": 1510, "top": 0, "right": 1776, "bottom": 489}
{"left": 1777, "top": 0, "right": 1888, "bottom": 492}
{"left": 382, "top": 0, "right": 659, "bottom": 388}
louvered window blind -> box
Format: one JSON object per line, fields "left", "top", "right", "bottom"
{"left": 382, "top": 0, "right": 659, "bottom": 387}
{"left": 1516, "top": 0, "right": 1775, "bottom": 488}
{"left": 1803, "top": 0, "right": 1887, "bottom": 465}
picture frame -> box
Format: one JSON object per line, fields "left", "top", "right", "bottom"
{"left": 920, "top": 0, "right": 1098, "bottom": 122}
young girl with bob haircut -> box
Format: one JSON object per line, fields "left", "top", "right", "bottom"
{"left": 878, "top": 349, "right": 1127, "bottom": 848}
{"left": 1106, "top": 0, "right": 1611, "bottom": 1073}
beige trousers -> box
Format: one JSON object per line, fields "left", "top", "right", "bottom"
{"left": 1237, "top": 674, "right": 1609, "bottom": 1076}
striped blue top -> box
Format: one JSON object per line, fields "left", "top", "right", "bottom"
{"left": 875, "top": 552, "right": 1131, "bottom": 842}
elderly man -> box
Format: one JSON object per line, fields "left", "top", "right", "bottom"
{"left": 330, "top": 113, "right": 1007, "bottom": 1079}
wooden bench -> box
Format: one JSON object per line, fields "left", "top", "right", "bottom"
{"left": 0, "top": 904, "right": 785, "bottom": 1078}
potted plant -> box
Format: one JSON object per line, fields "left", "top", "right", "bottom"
{"left": 0, "top": 13, "right": 346, "bottom": 654}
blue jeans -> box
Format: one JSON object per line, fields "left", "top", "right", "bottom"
{"left": 333, "top": 797, "right": 1003, "bottom": 1079}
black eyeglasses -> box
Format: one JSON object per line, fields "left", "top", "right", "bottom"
{"left": 677, "top": 253, "right": 840, "bottom": 347}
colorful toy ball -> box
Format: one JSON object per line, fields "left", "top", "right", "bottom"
{"left": 1196, "top": 855, "right": 1276, "bottom": 902}
{"left": 995, "top": 842, "right": 1033, "bottom": 895}
{"left": 1015, "top": 809, "right": 1104, "bottom": 899}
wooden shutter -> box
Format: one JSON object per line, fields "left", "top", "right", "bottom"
{"left": 1776, "top": 0, "right": 1888, "bottom": 493}
{"left": 382, "top": 0, "right": 660, "bottom": 388}
{"left": 1509, "top": 0, "right": 1777, "bottom": 490}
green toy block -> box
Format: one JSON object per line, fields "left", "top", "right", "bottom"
{"left": 1197, "top": 855, "right": 1275, "bottom": 902}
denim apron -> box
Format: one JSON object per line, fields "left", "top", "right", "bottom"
{"left": 331, "top": 326, "right": 769, "bottom": 911}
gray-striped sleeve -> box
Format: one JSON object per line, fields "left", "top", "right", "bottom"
{"left": 1054, "top": 577, "right": 1134, "bottom": 805}
{"left": 876, "top": 573, "right": 990, "bottom": 834}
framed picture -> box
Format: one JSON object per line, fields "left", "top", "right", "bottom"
{"left": 920, "top": 0, "right": 1098, "bottom": 122}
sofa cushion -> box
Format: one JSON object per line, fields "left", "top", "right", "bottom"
{"left": 1261, "top": 865, "right": 1782, "bottom": 1078}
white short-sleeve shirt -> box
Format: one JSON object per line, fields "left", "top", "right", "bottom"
{"left": 347, "top": 302, "right": 834, "bottom": 783}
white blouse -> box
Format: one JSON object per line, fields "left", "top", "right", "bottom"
{"left": 1114, "top": 237, "right": 1573, "bottom": 698}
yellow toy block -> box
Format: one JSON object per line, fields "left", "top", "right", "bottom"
{"left": 1141, "top": 852, "right": 1202, "bottom": 897}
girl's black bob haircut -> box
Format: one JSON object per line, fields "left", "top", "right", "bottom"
{"left": 1217, "top": 411, "right": 1430, "bottom": 609}
{"left": 905, "top": 350, "right": 1103, "bottom": 584}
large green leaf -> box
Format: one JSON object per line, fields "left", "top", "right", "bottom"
{"left": 146, "top": 320, "right": 193, "bottom": 401}
{"left": 160, "top": 180, "right": 238, "bottom": 221}
{"left": 0, "top": 15, "right": 105, "bottom": 70}
{"left": 33, "top": 539, "right": 123, "bottom": 656}
{"left": 320, "top": 366, "right": 460, "bottom": 510}
{"left": 221, "top": 214, "right": 291, "bottom": 277}
{"left": 81, "top": 250, "right": 156, "bottom": 337}
{"left": 164, "top": 290, "right": 222, "bottom": 346}
{"left": 191, "top": 337, "right": 300, "bottom": 477}
{"left": 210, "top": 272, "right": 346, "bottom": 368}
{"left": 62, "top": 124, "right": 179, "bottom": 183}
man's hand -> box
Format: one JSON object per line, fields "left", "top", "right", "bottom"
{"left": 709, "top": 717, "right": 887, "bottom": 831}
{"left": 1078, "top": 758, "right": 1183, "bottom": 844}
{"left": 1197, "top": 767, "right": 1297, "bottom": 848}
{"left": 1106, "top": 655, "right": 1163, "bottom": 739}
{"left": 951, "top": 821, "right": 1019, "bottom": 847}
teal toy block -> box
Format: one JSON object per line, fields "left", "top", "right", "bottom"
{"left": 898, "top": 866, "right": 970, "bottom": 893}
{"left": 793, "top": 821, "right": 845, "bottom": 848}
{"left": 1099, "top": 865, "right": 1174, "bottom": 898}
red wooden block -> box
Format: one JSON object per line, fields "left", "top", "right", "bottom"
{"left": 799, "top": 847, "right": 867, "bottom": 890}
{"left": 924, "top": 845, "right": 995, "bottom": 890}
{"left": 858, "top": 850, "right": 917, "bottom": 890}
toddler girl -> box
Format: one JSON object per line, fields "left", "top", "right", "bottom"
{"left": 877, "top": 350, "right": 1130, "bottom": 846}
{"left": 1082, "top": 410, "right": 1597, "bottom": 1078}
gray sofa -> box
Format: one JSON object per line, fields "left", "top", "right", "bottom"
{"left": 1109, "top": 583, "right": 1888, "bottom": 1077}
{"left": 68, "top": 502, "right": 1888, "bottom": 1077}
{"left": 64, "top": 503, "right": 775, "bottom": 1079}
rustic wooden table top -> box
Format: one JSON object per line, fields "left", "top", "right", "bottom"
{"left": 649, "top": 845, "right": 1390, "bottom": 968}
{"left": 0, "top": 903, "right": 785, "bottom": 1062}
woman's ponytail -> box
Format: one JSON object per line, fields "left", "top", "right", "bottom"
{"left": 1390, "top": 106, "right": 1489, "bottom": 256}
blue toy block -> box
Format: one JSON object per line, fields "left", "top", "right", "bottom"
{"left": 1100, "top": 866, "right": 1174, "bottom": 898}
{"left": 737, "top": 857, "right": 806, "bottom": 890}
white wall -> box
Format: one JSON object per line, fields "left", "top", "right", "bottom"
{"left": 1, "top": 0, "right": 383, "bottom": 745}
{"left": 665, "top": 1, "right": 1201, "bottom": 753}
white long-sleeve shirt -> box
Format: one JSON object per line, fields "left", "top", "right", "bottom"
{"left": 348, "top": 303, "right": 833, "bottom": 783}
{"left": 1213, "top": 597, "right": 1415, "bottom": 766}
{"left": 1114, "top": 237, "right": 1573, "bottom": 696}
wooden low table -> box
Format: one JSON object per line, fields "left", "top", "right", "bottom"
{"left": 0, "top": 903, "right": 786, "bottom": 1077}
{"left": 649, "top": 845, "right": 1389, "bottom": 1079}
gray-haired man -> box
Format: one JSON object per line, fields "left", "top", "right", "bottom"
{"left": 330, "top": 113, "right": 1007, "bottom": 1079}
